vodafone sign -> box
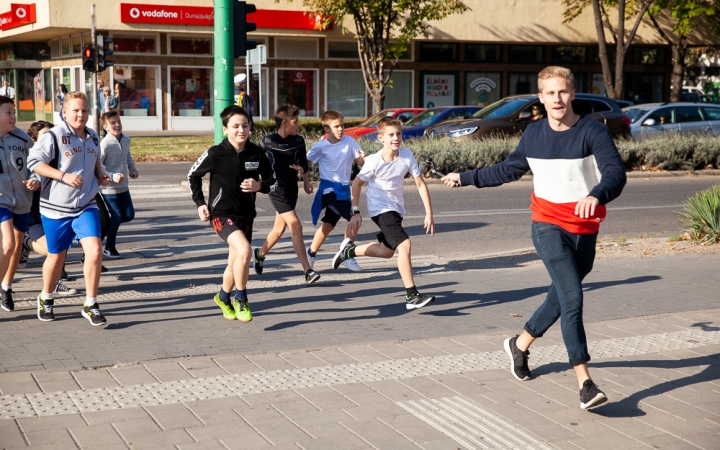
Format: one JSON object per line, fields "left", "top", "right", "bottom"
{"left": 0, "top": 3, "right": 37, "bottom": 31}
{"left": 120, "top": 3, "right": 332, "bottom": 30}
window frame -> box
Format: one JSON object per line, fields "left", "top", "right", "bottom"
{"left": 465, "top": 44, "right": 503, "bottom": 63}
{"left": 274, "top": 67, "right": 320, "bottom": 118}
{"left": 109, "top": 32, "right": 161, "bottom": 56}
{"left": 324, "top": 68, "right": 368, "bottom": 118}
{"left": 418, "top": 42, "right": 460, "bottom": 63}
{"left": 508, "top": 45, "right": 545, "bottom": 64}
{"left": 166, "top": 34, "right": 213, "bottom": 57}
{"left": 274, "top": 38, "right": 319, "bottom": 60}
{"left": 383, "top": 69, "right": 415, "bottom": 110}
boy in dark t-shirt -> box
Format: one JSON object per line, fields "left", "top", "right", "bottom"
{"left": 188, "top": 105, "right": 274, "bottom": 322}
{"left": 253, "top": 104, "right": 320, "bottom": 284}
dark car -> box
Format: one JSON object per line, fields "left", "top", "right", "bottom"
{"left": 362, "top": 106, "right": 483, "bottom": 141}
{"left": 427, "top": 94, "right": 631, "bottom": 140}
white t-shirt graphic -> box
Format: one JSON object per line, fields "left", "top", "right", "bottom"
{"left": 307, "top": 135, "right": 364, "bottom": 194}
{"left": 357, "top": 147, "right": 421, "bottom": 217}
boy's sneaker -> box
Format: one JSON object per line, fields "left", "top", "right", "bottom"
{"left": 81, "top": 302, "right": 107, "bottom": 327}
{"left": 102, "top": 248, "right": 121, "bottom": 259}
{"left": 306, "top": 248, "right": 316, "bottom": 269}
{"left": 233, "top": 298, "right": 252, "bottom": 322}
{"left": 214, "top": 293, "right": 236, "bottom": 320}
{"left": 332, "top": 238, "right": 355, "bottom": 269}
{"left": 253, "top": 248, "right": 265, "bottom": 275}
{"left": 37, "top": 294, "right": 55, "bottom": 321}
{"left": 1, "top": 288, "right": 14, "bottom": 312}
{"left": 342, "top": 258, "right": 362, "bottom": 272}
{"left": 18, "top": 237, "right": 30, "bottom": 269}
{"left": 305, "top": 269, "right": 320, "bottom": 285}
{"left": 54, "top": 281, "right": 78, "bottom": 296}
{"left": 580, "top": 379, "right": 607, "bottom": 410}
{"left": 503, "top": 335, "right": 531, "bottom": 381}
{"left": 405, "top": 292, "right": 435, "bottom": 310}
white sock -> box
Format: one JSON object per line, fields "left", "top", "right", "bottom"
{"left": 1, "top": 284, "right": 10, "bottom": 291}
{"left": 85, "top": 297, "right": 97, "bottom": 307}
{"left": 41, "top": 291, "right": 55, "bottom": 300}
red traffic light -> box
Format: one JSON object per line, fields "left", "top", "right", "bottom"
{"left": 84, "top": 47, "right": 92, "bottom": 58}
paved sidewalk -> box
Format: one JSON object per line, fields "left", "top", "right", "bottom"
{"left": 1, "top": 252, "right": 719, "bottom": 448}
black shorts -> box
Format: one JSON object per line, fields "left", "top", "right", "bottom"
{"left": 211, "top": 216, "right": 253, "bottom": 243}
{"left": 320, "top": 192, "right": 352, "bottom": 227}
{"left": 269, "top": 187, "right": 298, "bottom": 214}
{"left": 28, "top": 223, "right": 45, "bottom": 242}
{"left": 371, "top": 211, "right": 409, "bottom": 251}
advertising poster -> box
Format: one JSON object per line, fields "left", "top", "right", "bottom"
{"left": 423, "top": 74, "right": 455, "bottom": 108}
{"left": 591, "top": 73, "right": 606, "bottom": 96}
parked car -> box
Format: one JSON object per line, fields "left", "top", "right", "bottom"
{"left": 344, "top": 108, "right": 425, "bottom": 140}
{"left": 614, "top": 99, "right": 635, "bottom": 109}
{"left": 623, "top": 102, "right": 720, "bottom": 140}
{"left": 427, "top": 94, "right": 630, "bottom": 140}
{"left": 363, "top": 106, "right": 483, "bottom": 141}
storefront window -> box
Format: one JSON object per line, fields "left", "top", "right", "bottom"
{"left": 633, "top": 47, "right": 666, "bottom": 65}
{"left": 385, "top": 71, "right": 413, "bottom": 109}
{"left": 509, "top": 45, "right": 544, "bottom": 63}
{"left": 419, "top": 43, "right": 459, "bottom": 62}
{"left": 466, "top": 44, "right": 502, "bottom": 63}
{"left": 327, "top": 70, "right": 366, "bottom": 117}
{"left": 276, "top": 39, "right": 317, "bottom": 59}
{"left": 170, "top": 67, "right": 213, "bottom": 117}
{"left": 552, "top": 46, "right": 587, "bottom": 64}
{"left": 113, "top": 66, "right": 158, "bottom": 117}
{"left": 234, "top": 69, "right": 268, "bottom": 119}
{"left": 422, "top": 72, "right": 457, "bottom": 108}
{"left": 170, "top": 37, "right": 211, "bottom": 55}
{"left": 113, "top": 35, "right": 157, "bottom": 54}
{"left": 465, "top": 72, "right": 501, "bottom": 107}
{"left": 508, "top": 73, "right": 536, "bottom": 95}
{"left": 62, "top": 68, "right": 70, "bottom": 89}
{"left": 61, "top": 38, "right": 70, "bottom": 56}
{"left": 328, "top": 41, "right": 357, "bottom": 59}
{"left": 72, "top": 36, "right": 82, "bottom": 55}
{"left": 44, "top": 69, "right": 53, "bottom": 119}
{"left": 277, "top": 69, "right": 317, "bottom": 117}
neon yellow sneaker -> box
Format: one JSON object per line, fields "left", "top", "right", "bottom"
{"left": 233, "top": 298, "right": 252, "bottom": 322}
{"left": 214, "top": 294, "right": 236, "bottom": 320}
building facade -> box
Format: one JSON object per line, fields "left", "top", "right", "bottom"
{"left": 0, "top": 0, "right": 713, "bottom": 131}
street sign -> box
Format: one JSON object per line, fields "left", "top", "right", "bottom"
{"left": 246, "top": 45, "right": 266, "bottom": 65}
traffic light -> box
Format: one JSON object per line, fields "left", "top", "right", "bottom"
{"left": 82, "top": 45, "right": 96, "bottom": 73}
{"left": 96, "top": 34, "right": 114, "bottom": 73}
{"left": 234, "top": 1, "right": 257, "bottom": 58}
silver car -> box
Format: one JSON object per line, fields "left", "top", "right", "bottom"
{"left": 623, "top": 102, "right": 720, "bottom": 140}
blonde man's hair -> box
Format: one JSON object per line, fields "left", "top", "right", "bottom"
{"left": 321, "top": 109, "right": 343, "bottom": 126}
{"left": 537, "top": 66, "right": 574, "bottom": 92}
{"left": 63, "top": 91, "right": 88, "bottom": 107}
{"left": 376, "top": 116, "right": 403, "bottom": 134}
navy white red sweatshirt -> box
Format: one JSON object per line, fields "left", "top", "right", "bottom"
{"left": 459, "top": 115, "right": 626, "bottom": 234}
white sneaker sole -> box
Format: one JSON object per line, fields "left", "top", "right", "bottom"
{"left": 405, "top": 296, "right": 435, "bottom": 310}
{"left": 341, "top": 258, "right": 362, "bottom": 272}
{"left": 504, "top": 338, "right": 530, "bottom": 381}
{"left": 580, "top": 393, "right": 607, "bottom": 410}
{"left": 81, "top": 310, "right": 108, "bottom": 327}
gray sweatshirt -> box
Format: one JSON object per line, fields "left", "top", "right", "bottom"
{"left": 27, "top": 122, "right": 101, "bottom": 219}
{"left": 99, "top": 133, "right": 135, "bottom": 194}
{"left": 0, "top": 127, "right": 33, "bottom": 214}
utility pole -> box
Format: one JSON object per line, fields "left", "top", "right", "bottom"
{"left": 90, "top": 3, "right": 99, "bottom": 132}
{"left": 213, "top": 0, "right": 234, "bottom": 144}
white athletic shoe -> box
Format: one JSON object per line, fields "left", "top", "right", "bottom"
{"left": 342, "top": 258, "right": 362, "bottom": 272}
{"left": 307, "top": 248, "right": 316, "bottom": 269}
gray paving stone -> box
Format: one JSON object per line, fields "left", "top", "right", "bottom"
{"left": 81, "top": 405, "right": 152, "bottom": 425}
{"left": 143, "top": 362, "right": 192, "bottom": 383}
{"left": 184, "top": 422, "right": 255, "bottom": 442}
{"left": 564, "top": 431, "right": 646, "bottom": 450}
{"left": 0, "top": 372, "right": 41, "bottom": 396}
{"left": 212, "top": 355, "right": 259, "bottom": 374}
{"left": 639, "top": 434, "right": 703, "bottom": 450}
{"left": 72, "top": 369, "right": 120, "bottom": 390}
{"left": 24, "top": 428, "right": 76, "bottom": 447}
{"left": 145, "top": 403, "right": 204, "bottom": 430}
{"left": 69, "top": 423, "right": 125, "bottom": 447}
{"left": 247, "top": 417, "right": 310, "bottom": 444}
{"left": 0, "top": 420, "right": 29, "bottom": 447}
{"left": 177, "top": 439, "right": 228, "bottom": 450}
{"left": 244, "top": 354, "right": 297, "bottom": 372}
{"left": 17, "top": 413, "right": 87, "bottom": 431}
{"left": 111, "top": 416, "right": 163, "bottom": 438}
{"left": 179, "top": 357, "right": 228, "bottom": 378}
{"left": 300, "top": 421, "right": 351, "bottom": 438}
{"left": 124, "top": 428, "right": 196, "bottom": 448}
{"left": 295, "top": 433, "right": 370, "bottom": 450}
{"left": 108, "top": 365, "right": 159, "bottom": 386}
{"left": 33, "top": 371, "right": 81, "bottom": 393}
{"left": 336, "top": 345, "right": 390, "bottom": 363}
{"left": 367, "top": 343, "right": 421, "bottom": 360}
{"left": 341, "top": 403, "right": 410, "bottom": 421}
{"left": 309, "top": 348, "right": 360, "bottom": 366}
{"left": 241, "top": 389, "right": 305, "bottom": 407}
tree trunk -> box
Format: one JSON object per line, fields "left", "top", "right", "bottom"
{"left": 373, "top": 91, "right": 385, "bottom": 113}
{"left": 592, "top": 0, "right": 616, "bottom": 98}
{"left": 670, "top": 37, "right": 687, "bottom": 102}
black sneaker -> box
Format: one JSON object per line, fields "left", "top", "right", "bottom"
{"left": 81, "top": 255, "right": 108, "bottom": 273}
{"left": 253, "top": 248, "right": 265, "bottom": 275}
{"left": 54, "top": 281, "right": 79, "bottom": 296}
{"left": 81, "top": 303, "right": 107, "bottom": 327}
{"left": 332, "top": 238, "right": 355, "bottom": 269}
{"left": 59, "top": 267, "right": 71, "bottom": 281}
{"left": 580, "top": 379, "right": 607, "bottom": 410}
{"left": 18, "top": 236, "right": 30, "bottom": 269}
{"left": 102, "top": 248, "right": 121, "bottom": 259}
{"left": 503, "top": 335, "right": 531, "bottom": 381}
{"left": 37, "top": 294, "right": 55, "bottom": 321}
{"left": 305, "top": 269, "right": 320, "bottom": 285}
{"left": 1, "top": 288, "right": 14, "bottom": 312}
{"left": 405, "top": 292, "right": 435, "bottom": 310}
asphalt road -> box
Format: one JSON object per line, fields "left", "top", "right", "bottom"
{"left": 135, "top": 162, "right": 719, "bottom": 258}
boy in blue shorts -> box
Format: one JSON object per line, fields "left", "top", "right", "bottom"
{"left": 306, "top": 109, "right": 364, "bottom": 271}
{"left": 0, "top": 95, "right": 38, "bottom": 312}
{"left": 28, "top": 92, "right": 110, "bottom": 326}
{"left": 332, "top": 117, "right": 436, "bottom": 310}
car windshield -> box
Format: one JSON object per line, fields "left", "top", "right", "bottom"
{"left": 471, "top": 97, "right": 535, "bottom": 119}
{"left": 624, "top": 108, "right": 652, "bottom": 124}
{"left": 359, "top": 110, "right": 394, "bottom": 128}
{"left": 404, "top": 109, "right": 446, "bottom": 127}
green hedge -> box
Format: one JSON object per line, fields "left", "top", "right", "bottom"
{"left": 250, "top": 118, "right": 366, "bottom": 139}
{"left": 302, "top": 133, "right": 720, "bottom": 181}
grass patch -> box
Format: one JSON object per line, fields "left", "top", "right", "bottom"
{"left": 131, "top": 136, "right": 213, "bottom": 162}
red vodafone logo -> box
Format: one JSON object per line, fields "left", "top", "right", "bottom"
{"left": 15, "top": 7, "right": 26, "bottom": 19}
{"left": 129, "top": 7, "right": 140, "bottom": 19}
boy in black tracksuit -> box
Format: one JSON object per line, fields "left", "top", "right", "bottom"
{"left": 188, "top": 105, "right": 274, "bottom": 322}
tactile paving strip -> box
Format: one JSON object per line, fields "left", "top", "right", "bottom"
{"left": 398, "top": 396, "right": 556, "bottom": 450}
{"left": 0, "top": 328, "right": 717, "bottom": 419}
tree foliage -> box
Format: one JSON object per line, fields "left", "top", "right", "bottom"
{"left": 285, "top": 0, "right": 469, "bottom": 111}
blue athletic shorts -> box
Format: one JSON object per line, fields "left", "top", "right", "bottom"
{"left": 0, "top": 207, "right": 30, "bottom": 233}
{"left": 41, "top": 208, "right": 101, "bottom": 254}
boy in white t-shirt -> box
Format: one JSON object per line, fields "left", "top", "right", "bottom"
{"left": 307, "top": 110, "right": 365, "bottom": 271}
{"left": 331, "top": 117, "right": 436, "bottom": 310}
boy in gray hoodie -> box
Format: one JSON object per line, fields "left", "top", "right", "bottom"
{"left": 28, "top": 92, "right": 111, "bottom": 326}
{"left": 0, "top": 96, "right": 38, "bottom": 312}
{"left": 99, "top": 110, "right": 137, "bottom": 258}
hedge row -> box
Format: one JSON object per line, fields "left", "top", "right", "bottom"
{"left": 251, "top": 118, "right": 366, "bottom": 138}
{"left": 301, "top": 133, "right": 720, "bottom": 180}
